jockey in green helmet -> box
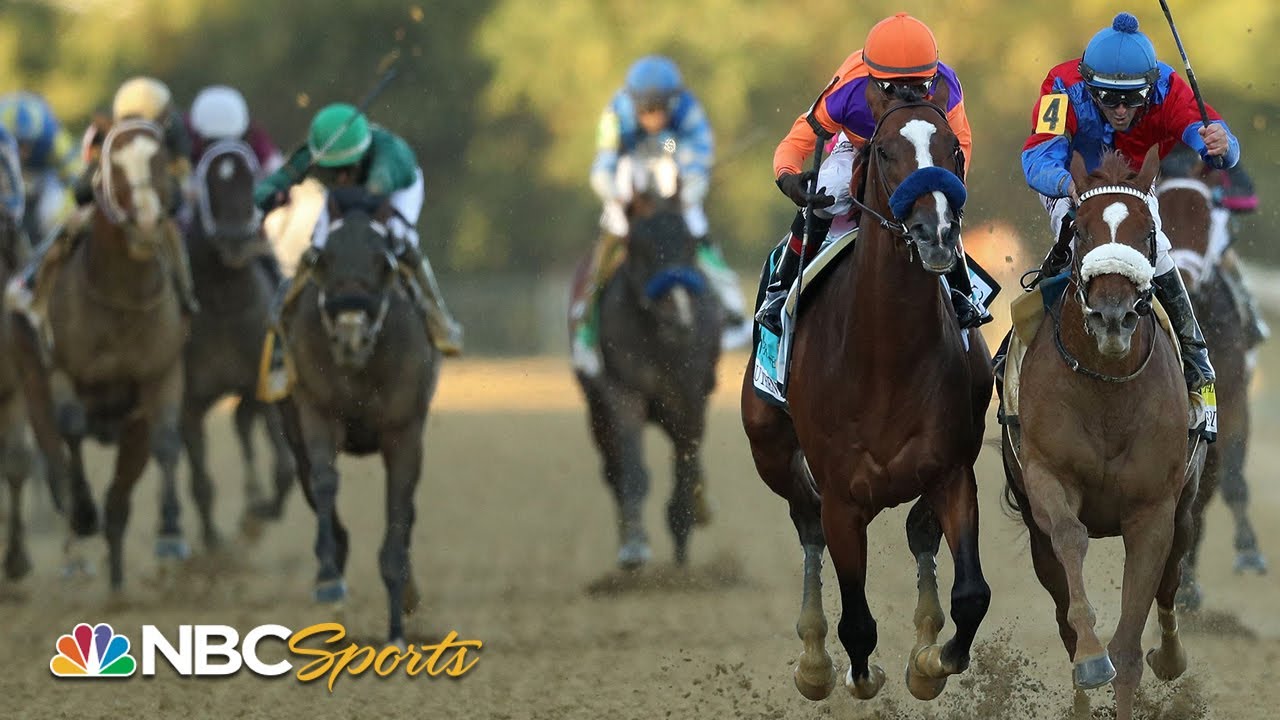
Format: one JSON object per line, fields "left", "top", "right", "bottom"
{"left": 255, "top": 103, "right": 463, "bottom": 356}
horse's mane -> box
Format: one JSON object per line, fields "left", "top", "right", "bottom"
{"left": 1090, "top": 151, "right": 1142, "bottom": 188}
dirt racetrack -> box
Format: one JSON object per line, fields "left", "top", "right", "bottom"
{"left": 3, "top": 339, "right": 1279, "bottom": 719}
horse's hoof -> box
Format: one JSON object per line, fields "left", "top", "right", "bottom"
{"left": 617, "top": 540, "right": 651, "bottom": 571}
{"left": 154, "top": 535, "right": 191, "bottom": 561}
{"left": 1145, "top": 644, "right": 1187, "bottom": 682}
{"left": 59, "top": 554, "right": 95, "bottom": 580}
{"left": 1234, "top": 550, "right": 1268, "bottom": 575}
{"left": 3, "top": 549, "right": 32, "bottom": 580}
{"left": 1072, "top": 652, "right": 1116, "bottom": 690}
{"left": 314, "top": 578, "right": 347, "bottom": 605}
{"left": 793, "top": 653, "right": 837, "bottom": 701}
{"left": 905, "top": 660, "right": 949, "bottom": 700}
{"left": 845, "top": 664, "right": 886, "bottom": 700}
{"left": 1174, "top": 580, "right": 1203, "bottom": 613}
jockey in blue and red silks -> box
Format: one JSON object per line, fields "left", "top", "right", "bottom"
{"left": 1021, "top": 12, "right": 1240, "bottom": 392}
{"left": 0, "top": 92, "right": 82, "bottom": 244}
{"left": 756, "top": 12, "right": 988, "bottom": 335}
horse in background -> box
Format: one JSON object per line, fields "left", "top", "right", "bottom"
{"left": 1002, "top": 149, "right": 1201, "bottom": 720}
{"left": 1157, "top": 163, "right": 1266, "bottom": 609}
{"left": 742, "top": 86, "right": 992, "bottom": 703}
{"left": 0, "top": 205, "right": 36, "bottom": 580}
{"left": 10, "top": 119, "right": 188, "bottom": 587}
{"left": 279, "top": 189, "right": 440, "bottom": 645}
{"left": 570, "top": 137, "right": 722, "bottom": 570}
{"left": 181, "top": 139, "right": 295, "bottom": 547}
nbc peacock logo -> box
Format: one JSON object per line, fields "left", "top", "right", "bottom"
{"left": 50, "top": 622, "right": 137, "bottom": 678}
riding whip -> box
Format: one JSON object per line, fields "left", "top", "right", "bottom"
{"left": 1156, "top": 0, "right": 1226, "bottom": 169}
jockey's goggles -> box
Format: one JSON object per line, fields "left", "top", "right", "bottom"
{"left": 873, "top": 75, "right": 936, "bottom": 98}
{"left": 1089, "top": 85, "right": 1151, "bottom": 108}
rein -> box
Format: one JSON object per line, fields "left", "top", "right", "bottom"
{"left": 1050, "top": 286, "right": 1158, "bottom": 383}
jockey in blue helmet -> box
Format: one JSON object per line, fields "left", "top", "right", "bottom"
{"left": 575, "top": 55, "right": 749, "bottom": 377}
{"left": 0, "top": 92, "right": 81, "bottom": 244}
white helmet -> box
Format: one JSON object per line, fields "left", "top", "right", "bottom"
{"left": 190, "top": 85, "right": 250, "bottom": 140}
{"left": 112, "top": 76, "right": 172, "bottom": 121}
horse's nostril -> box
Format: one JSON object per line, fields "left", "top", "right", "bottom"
{"left": 1122, "top": 311, "right": 1140, "bottom": 330}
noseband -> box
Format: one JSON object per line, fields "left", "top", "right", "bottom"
{"left": 316, "top": 221, "right": 398, "bottom": 354}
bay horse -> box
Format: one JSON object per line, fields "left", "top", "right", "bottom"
{"left": 280, "top": 189, "right": 440, "bottom": 645}
{"left": 742, "top": 84, "right": 992, "bottom": 703}
{"left": 1158, "top": 168, "right": 1265, "bottom": 609}
{"left": 181, "top": 140, "right": 295, "bottom": 546}
{"left": 570, "top": 138, "right": 722, "bottom": 570}
{"left": 0, "top": 206, "right": 36, "bottom": 580}
{"left": 10, "top": 119, "right": 188, "bottom": 587}
{"left": 1002, "top": 149, "right": 1199, "bottom": 720}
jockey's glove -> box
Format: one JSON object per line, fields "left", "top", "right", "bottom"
{"left": 776, "top": 171, "right": 835, "bottom": 210}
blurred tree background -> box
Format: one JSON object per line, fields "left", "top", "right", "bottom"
{"left": 4, "top": 0, "right": 1277, "bottom": 276}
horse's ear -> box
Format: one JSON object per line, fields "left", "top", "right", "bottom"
{"left": 928, "top": 79, "right": 950, "bottom": 114}
{"left": 865, "top": 79, "right": 890, "bottom": 122}
{"left": 1069, "top": 151, "right": 1089, "bottom": 193}
{"left": 1135, "top": 145, "right": 1160, "bottom": 192}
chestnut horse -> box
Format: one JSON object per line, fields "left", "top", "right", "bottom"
{"left": 1002, "top": 149, "right": 1199, "bottom": 720}
{"left": 0, "top": 206, "right": 36, "bottom": 580}
{"left": 1158, "top": 170, "right": 1266, "bottom": 610}
{"left": 11, "top": 120, "right": 188, "bottom": 587}
{"left": 743, "top": 86, "right": 992, "bottom": 703}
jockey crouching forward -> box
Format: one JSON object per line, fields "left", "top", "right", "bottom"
{"left": 572, "top": 55, "right": 751, "bottom": 376}
{"left": 1020, "top": 12, "right": 1238, "bottom": 392}
{"left": 756, "top": 12, "right": 990, "bottom": 335}
{"left": 255, "top": 102, "right": 463, "bottom": 357}
{"left": 7, "top": 76, "right": 198, "bottom": 318}
{"left": 0, "top": 91, "right": 81, "bottom": 244}
{"left": 187, "top": 85, "right": 284, "bottom": 178}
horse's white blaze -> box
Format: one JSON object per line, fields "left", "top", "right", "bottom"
{"left": 112, "top": 135, "right": 161, "bottom": 227}
{"left": 670, "top": 286, "right": 693, "bottom": 327}
{"left": 1102, "top": 202, "right": 1129, "bottom": 244}
{"left": 899, "top": 118, "right": 951, "bottom": 237}
{"left": 218, "top": 157, "right": 235, "bottom": 181}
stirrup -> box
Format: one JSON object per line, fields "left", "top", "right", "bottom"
{"left": 754, "top": 289, "right": 787, "bottom": 336}
{"left": 950, "top": 289, "right": 992, "bottom": 330}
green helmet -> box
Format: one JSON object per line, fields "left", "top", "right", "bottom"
{"left": 308, "top": 103, "right": 371, "bottom": 168}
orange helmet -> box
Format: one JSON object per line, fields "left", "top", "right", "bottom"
{"left": 863, "top": 13, "right": 939, "bottom": 80}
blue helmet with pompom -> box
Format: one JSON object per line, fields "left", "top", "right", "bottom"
{"left": 625, "top": 56, "right": 683, "bottom": 111}
{"left": 1080, "top": 13, "right": 1159, "bottom": 89}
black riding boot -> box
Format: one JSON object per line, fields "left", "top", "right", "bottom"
{"left": 1152, "top": 268, "right": 1215, "bottom": 391}
{"left": 755, "top": 245, "right": 801, "bottom": 336}
{"left": 945, "top": 264, "right": 992, "bottom": 329}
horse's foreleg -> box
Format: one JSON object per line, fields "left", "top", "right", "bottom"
{"left": 180, "top": 401, "right": 220, "bottom": 550}
{"left": 1146, "top": 473, "right": 1199, "bottom": 685}
{"left": 10, "top": 315, "right": 71, "bottom": 517}
{"left": 232, "top": 398, "right": 264, "bottom": 507}
{"left": 1023, "top": 460, "right": 1111, "bottom": 689}
{"left": 903, "top": 499, "right": 947, "bottom": 700}
{"left": 1020, "top": 501, "right": 1078, "bottom": 658}
{"left": 911, "top": 467, "right": 991, "bottom": 694}
{"left": 659, "top": 399, "right": 707, "bottom": 566}
{"left": 585, "top": 386, "right": 649, "bottom": 570}
{"left": 104, "top": 416, "right": 152, "bottom": 589}
{"left": 823, "top": 495, "right": 884, "bottom": 700}
{"left": 2, "top": 414, "right": 33, "bottom": 580}
{"left": 1219, "top": 435, "right": 1266, "bottom": 573}
{"left": 261, "top": 401, "right": 297, "bottom": 518}
{"left": 148, "top": 367, "right": 188, "bottom": 561}
{"left": 1110, "top": 499, "right": 1178, "bottom": 720}
{"left": 379, "top": 418, "right": 424, "bottom": 646}
{"left": 295, "top": 399, "right": 345, "bottom": 603}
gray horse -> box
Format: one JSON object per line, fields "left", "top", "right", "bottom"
{"left": 281, "top": 190, "right": 440, "bottom": 645}
{"left": 0, "top": 207, "right": 36, "bottom": 580}
{"left": 571, "top": 149, "right": 723, "bottom": 570}
{"left": 180, "top": 141, "right": 295, "bottom": 549}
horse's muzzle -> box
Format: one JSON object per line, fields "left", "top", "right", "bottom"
{"left": 320, "top": 292, "right": 387, "bottom": 369}
{"left": 910, "top": 222, "right": 959, "bottom": 275}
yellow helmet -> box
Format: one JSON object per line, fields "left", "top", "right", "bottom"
{"left": 112, "top": 76, "right": 172, "bottom": 121}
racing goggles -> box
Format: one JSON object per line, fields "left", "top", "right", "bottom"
{"left": 873, "top": 75, "right": 936, "bottom": 99}
{"left": 1089, "top": 85, "right": 1151, "bottom": 108}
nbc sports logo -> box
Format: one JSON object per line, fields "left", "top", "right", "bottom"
{"left": 50, "top": 623, "right": 137, "bottom": 678}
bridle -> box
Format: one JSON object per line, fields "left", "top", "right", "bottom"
{"left": 96, "top": 119, "right": 165, "bottom": 226}
{"left": 315, "top": 216, "right": 397, "bottom": 357}
{"left": 194, "top": 139, "right": 264, "bottom": 240}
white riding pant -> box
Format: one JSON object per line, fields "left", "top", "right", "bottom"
{"left": 598, "top": 199, "right": 707, "bottom": 239}
{"left": 311, "top": 168, "right": 425, "bottom": 249}
{"left": 814, "top": 133, "right": 859, "bottom": 220}
{"left": 1040, "top": 190, "right": 1175, "bottom": 276}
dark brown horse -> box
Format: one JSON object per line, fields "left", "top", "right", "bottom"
{"left": 280, "top": 190, "right": 440, "bottom": 645}
{"left": 742, "top": 85, "right": 991, "bottom": 703}
{"left": 570, "top": 139, "right": 722, "bottom": 570}
{"left": 1002, "top": 149, "right": 1200, "bottom": 720}
{"left": 181, "top": 140, "right": 294, "bottom": 546}
{"left": 0, "top": 206, "right": 36, "bottom": 580}
{"left": 1157, "top": 170, "right": 1265, "bottom": 609}
{"left": 11, "top": 119, "right": 188, "bottom": 587}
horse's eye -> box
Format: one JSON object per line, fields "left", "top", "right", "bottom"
{"left": 876, "top": 146, "right": 890, "bottom": 161}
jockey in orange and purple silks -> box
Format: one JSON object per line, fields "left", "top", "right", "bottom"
{"left": 755, "top": 12, "right": 987, "bottom": 335}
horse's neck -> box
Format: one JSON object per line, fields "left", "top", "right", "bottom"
{"left": 83, "top": 211, "right": 165, "bottom": 290}
{"left": 847, "top": 225, "right": 949, "bottom": 342}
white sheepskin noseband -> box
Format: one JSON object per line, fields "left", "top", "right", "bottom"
{"left": 1080, "top": 243, "right": 1154, "bottom": 290}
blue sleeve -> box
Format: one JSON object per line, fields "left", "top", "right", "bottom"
{"left": 1181, "top": 120, "right": 1240, "bottom": 169}
{"left": 674, "top": 97, "right": 713, "bottom": 181}
{"left": 1021, "top": 135, "right": 1073, "bottom": 198}
{"left": 589, "top": 99, "right": 623, "bottom": 200}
